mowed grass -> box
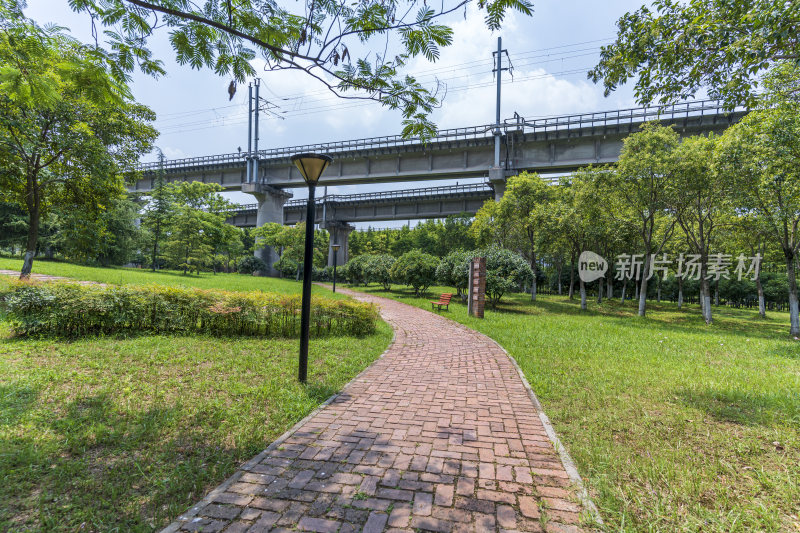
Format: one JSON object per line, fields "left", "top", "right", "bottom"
{"left": 0, "top": 257, "right": 339, "bottom": 297}
{"left": 357, "top": 284, "right": 800, "bottom": 532}
{"left": 0, "top": 263, "right": 393, "bottom": 532}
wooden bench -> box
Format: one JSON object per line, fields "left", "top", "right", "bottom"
{"left": 431, "top": 293, "right": 453, "bottom": 311}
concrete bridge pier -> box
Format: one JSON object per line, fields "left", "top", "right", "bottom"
{"left": 243, "top": 183, "right": 292, "bottom": 276}
{"left": 489, "top": 167, "right": 511, "bottom": 201}
{"left": 327, "top": 222, "right": 354, "bottom": 267}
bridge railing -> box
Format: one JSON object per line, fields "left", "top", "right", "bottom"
{"left": 283, "top": 183, "right": 493, "bottom": 208}
{"left": 139, "top": 99, "right": 743, "bottom": 172}
{"left": 510, "top": 99, "right": 744, "bottom": 133}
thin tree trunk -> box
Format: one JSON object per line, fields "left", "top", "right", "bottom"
{"left": 637, "top": 254, "right": 650, "bottom": 317}
{"left": 20, "top": 182, "right": 40, "bottom": 279}
{"left": 621, "top": 279, "right": 627, "bottom": 303}
{"left": 756, "top": 273, "right": 766, "bottom": 318}
{"left": 607, "top": 275, "right": 613, "bottom": 299}
{"left": 697, "top": 255, "right": 711, "bottom": 323}
{"left": 568, "top": 262, "right": 575, "bottom": 300}
{"left": 678, "top": 276, "right": 684, "bottom": 309}
{"left": 657, "top": 277, "right": 662, "bottom": 303}
{"left": 580, "top": 278, "right": 587, "bottom": 310}
{"left": 597, "top": 279, "right": 602, "bottom": 304}
{"left": 785, "top": 250, "right": 799, "bottom": 336}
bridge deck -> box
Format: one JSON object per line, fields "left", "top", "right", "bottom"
{"left": 138, "top": 100, "right": 744, "bottom": 172}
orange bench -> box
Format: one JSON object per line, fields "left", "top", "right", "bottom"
{"left": 431, "top": 293, "right": 453, "bottom": 311}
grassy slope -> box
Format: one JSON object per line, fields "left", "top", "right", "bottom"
{"left": 357, "top": 285, "right": 800, "bottom": 532}
{"left": 0, "top": 262, "right": 393, "bottom": 532}
{"left": 0, "top": 257, "right": 337, "bottom": 297}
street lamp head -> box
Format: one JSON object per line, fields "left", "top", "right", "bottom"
{"left": 291, "top": 153, "right": 333, "bottom": 185}
{"left": 331, "top": 243, "right": 341, "bottom": 252}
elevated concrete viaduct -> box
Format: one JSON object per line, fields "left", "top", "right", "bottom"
{"left": 134, "top": 100, "right": 745, "bottom": 274}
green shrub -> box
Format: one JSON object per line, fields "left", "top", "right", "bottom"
{"left": 274, "top": 255, "right": 299, "bottom": 278}
{"left": 238, "top": 256, "right": 267, "bottom": 275}
{"left": 436, "top": 250, "right": 470, "bottom": 298}
{"left": 0, "top": 279, "right": 378, "bottom": 338}
{"left": 363, "top": 254, "right": 396, "bottom": 290}
{"left": 391, "top": 250, "right": 439, "bottom": 296}
{"left": 342, "top": 255, "right": 372, "bottom": 285}
{"left": 439, "top": 247, "right": 533, "bottom": 306}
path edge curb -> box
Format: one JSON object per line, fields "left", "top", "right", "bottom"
{"left": 485, "top": 334, "right": 604, "bottom": 528}
{"left": 160, "top": 324, "right": 397, "bottom": 533}
{"left": 345, "top": 287, "right": 604, "bottom": 529}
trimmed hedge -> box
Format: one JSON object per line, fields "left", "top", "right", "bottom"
{"left": 0, "top": 280, "right": 378, "bottom": 338}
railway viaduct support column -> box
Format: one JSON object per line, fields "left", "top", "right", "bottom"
{"left": 489, "top": 167, "right": 515, "bottom": 201}
{"left": 243, "top": 183, "right": 292, "bottom": 276}
{"left": 327, "top": 222, "right": 354, "bottom": 267}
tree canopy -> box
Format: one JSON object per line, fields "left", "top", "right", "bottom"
{"left": 65, "top": 0, "right": 533, "bottom": 137}
{"left": 589, "top": 0, "right": 800, "bottom": 107}
{"left": 0, "top": 2, "right": 158, "bottom": 276}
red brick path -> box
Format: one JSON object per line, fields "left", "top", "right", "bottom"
{"left": 164, "top": 290, "right": 592, "bottom": 533}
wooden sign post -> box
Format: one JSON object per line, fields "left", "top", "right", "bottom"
{"left": 468, "top": 257, "right": 486, "bottom": 318}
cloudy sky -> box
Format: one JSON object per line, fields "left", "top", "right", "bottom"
{"left": 26, "top": 0, "right": 646, "bottom": 210}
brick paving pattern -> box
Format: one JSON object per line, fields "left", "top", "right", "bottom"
{"left": 166, "top": 289, "right": 590, "bottom": 532}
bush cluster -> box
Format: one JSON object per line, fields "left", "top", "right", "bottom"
{"left": 0, "top": 280, "right": 378, "bottom": 338}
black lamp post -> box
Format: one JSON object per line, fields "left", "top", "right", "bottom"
{"left": 291, "top": 153, "right": 333, "bottom": 383}
{"left": 331, "top": 243, "right": 341, "bottom": 293}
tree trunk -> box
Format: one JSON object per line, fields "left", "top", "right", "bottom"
{"left": 607, "top": 275, "right": 613, "bottom": 299}
{"left": 597, "top": 279, "right": 602, "bottom": 304}
{"left": 700, "top": 257, "right": 714, "bottom": 324}
{"left": 20, "top": 183, "right": 40, "bottom": 279}
{"left": 756, "top": 273, "right": 766, "bottom": 318}
{"left": 568, "top": 264, "right": 575, "bottom": 300}
{"left": 620, "top": 280, "right": 627, "bottom": 304}
{"left": 637, "top": 254, "right": 649, "bottom": 317}
{"left": 657, "top": 277, "right": 662, "bottom": 302}
{"left": 557, "top": 260, "right": 563, "bottom": 295}
{"left": 580, "top": 278, "right": 587, "bottom": 310}
{"left": 678, "top": 276, "right": 684, "bottom": 309}
{"left": 785, "top": 250, "right": 800, "bottom": 336}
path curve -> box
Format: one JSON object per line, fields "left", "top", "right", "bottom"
{"left": 164, "top": 289, "right": 594, "bottom": 533}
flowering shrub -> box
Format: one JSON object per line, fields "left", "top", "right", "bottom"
{"left": 0, "top": 280, "right": 378, "bottom": 338}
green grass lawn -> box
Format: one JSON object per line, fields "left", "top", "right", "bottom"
{"left": 355, "top": 284, "right": 800, "bottom": 532}
{"left": 0, "top": 262, "right": 393, "bottom": 532}
{"left": 0, "top": 257, "right": 337, "bottom": 297}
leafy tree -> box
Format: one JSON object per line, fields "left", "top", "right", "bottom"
{"left": 391, "top": 250, "right": 439, "bottom": 296}
{"left": 471, "top": 199, "right": 512, "bottom": 248}
{"left": 342, "top": 254, "right": 372, "bottom": 285}
{"left": 555, "top": 169, "right": 608, "bottom": 310}
{"left": 140, "top": 151, "right": 173, "bottom": 271}
{"left": 362, "top": 254, "right": 396, "bottom": 290}
{"left": 161, "top": 182, "right": 235, "bottom": 274}
{"left": 589, "top": 0, "right": 800, "bottom": 107}
{"left": 69, "top": 0, "right": 532, "bottom": 137}
{"left": 493, "top": 172, "right": 551, "bottom": 300}
{"left": 670, "top": 133, "right": 731, "bottom": 324}
{"left": 238, "top": 255, "right": 267, "bottom": 275}
{"left": 436, "top": 250, "right": 470, "bottom": 298}
{"left": 477, "top": 246, "right": 533, "bottom": 307}
{"left": 717, "top": 64, "right": 800, "bottom": 336}
{"left": 612, "top": 123, "right": 678, "bottom": 316}
{"left": 50, "top": 195, "right": 143, "bottom": 266}
{"left": 0, "top": 5, "right": 157, "bottom": 278}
